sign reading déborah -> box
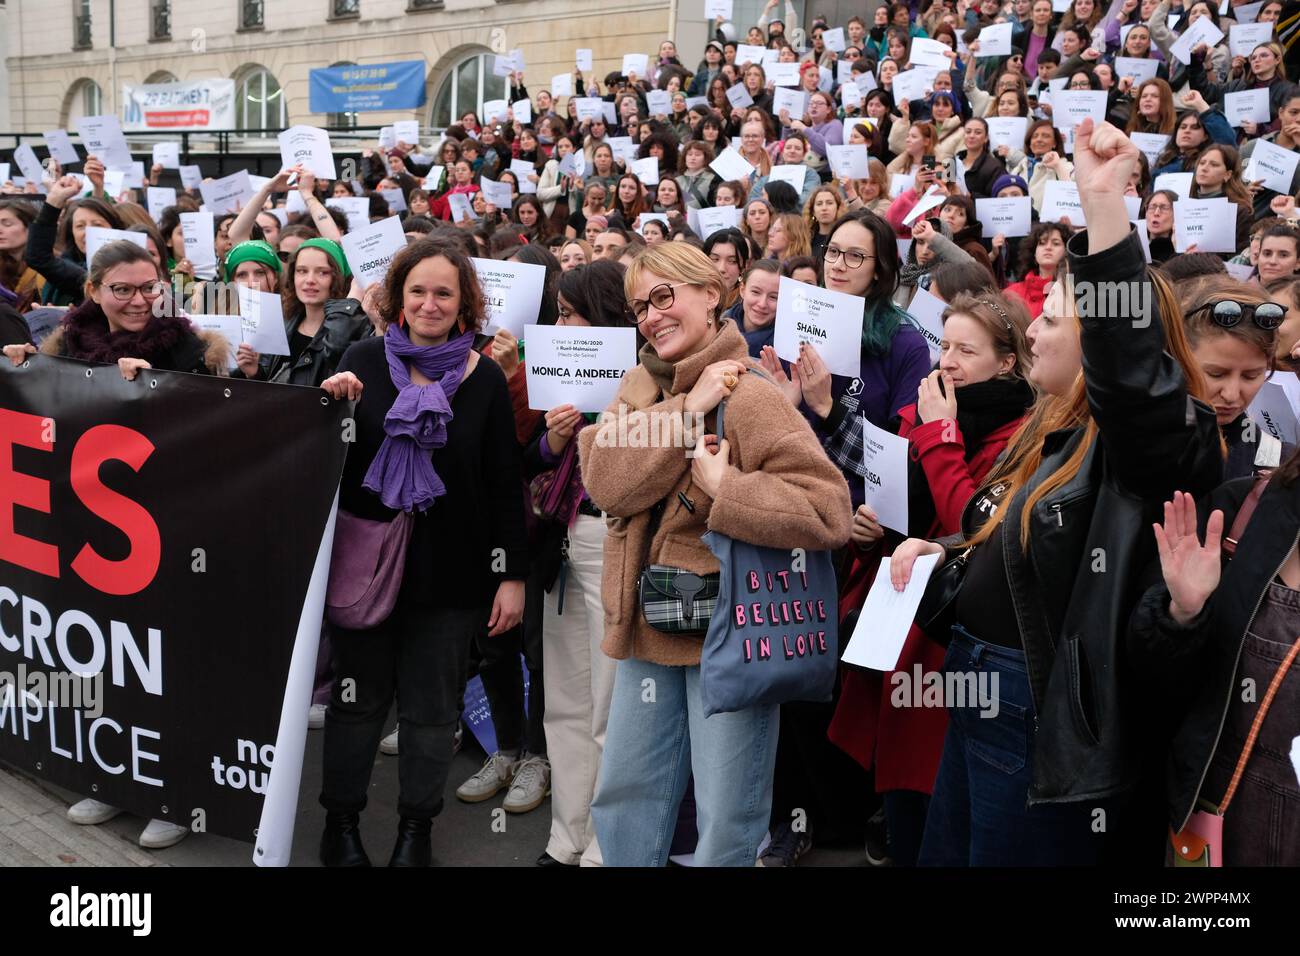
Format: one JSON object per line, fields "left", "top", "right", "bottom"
{"left": 309, "top": 61, "right": 428, "bottom": 113}
{"left": 0, "top": 357, "right": 349, "bottom": 864}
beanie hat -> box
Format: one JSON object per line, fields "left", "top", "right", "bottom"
{"left": 297, "top": 237, "right": 351, "bottom": 278}
{"left": 989, "top": 173, "right": 1029, "bottom": 197}
{"left": 223, "top": 240, "right": 281, "bottom": 282}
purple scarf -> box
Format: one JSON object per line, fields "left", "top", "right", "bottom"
{"left": 362, "top": 324, "right": 475, "bottom": 512}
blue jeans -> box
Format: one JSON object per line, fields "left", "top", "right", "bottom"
{"left": 918, "top": 625, "right": 1105, "bottom": 866}
{"left": 591, "top": 657, "right": 780, "bottom": 866}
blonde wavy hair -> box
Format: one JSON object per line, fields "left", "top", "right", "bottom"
{"left": 624, "top": 241, "right": 727, "bottom": 321}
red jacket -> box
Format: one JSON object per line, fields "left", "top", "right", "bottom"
{"left": 1004, "top": 270, "right": 1052, "bottom": 318}
{"left": 828, "top": 403, "right": 1027, "bottom": 794}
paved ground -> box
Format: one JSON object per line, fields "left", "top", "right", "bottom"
{"left": 2, "top": 713, "right": 866, "bottom": 868}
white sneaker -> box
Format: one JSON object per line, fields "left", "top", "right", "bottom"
{"left": 139, "top": 818, "right": 189, "bottom": 849}
{"left": 67, "top": 798, "right": 122, "bottom": 826}
{"left": 379, "top": 727, "right": 399, "bottom": 755}
{"left": 381, "top": 721, "right": 463, "bottom": 757}
{"left": 455, "top": 751, "right": 518, "bottom": 802}
{"left": 503, "top": 754, "right": 550, "bottom": 814}
{"left": 308, "top": 704, "right": 327, "bottom": 729}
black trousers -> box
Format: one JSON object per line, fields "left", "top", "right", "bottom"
{"left": 476, "top": 566, "right": 547, "bottom": 756}
{"left": 320, "top": 600, "right": 486, "bottom": 820}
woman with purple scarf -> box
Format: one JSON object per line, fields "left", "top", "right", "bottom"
{"left": 318, "top": 237, "right": 530, "bottom": 867}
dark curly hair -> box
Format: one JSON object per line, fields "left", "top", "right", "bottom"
{"left": 378, "top": 237, "right": 486, "bottom": 334}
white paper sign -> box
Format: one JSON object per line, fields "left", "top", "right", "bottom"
{"left": 75, "top": 115, "right": 133, "bottom": 170}
{"left": 482, "top": 99, "right": 509, "bottom": 125}
{"left": 1223, "top": 88, "right": 1272, "bottom": 126}
{"left": 379, "top": 188, "right": 407, "bottom": 213}
{"left": 1113, "top": 57, "right": 1160, "bottom": 83}
{"left": 480, "top": 177, "right": 514, "bottom": 209}
{"left": 902, "top": 185, "right": 947, "bottom": 226}
{"left": 179, "top": 164, "right": 204, "bottom": 190}
{"left": 889, "top": 173, "right": 916, "bottom": 198}
{"left": 891, "top": 69, "right": 933, "bottom": 104}
{"left": 1052, "top": 90, "right": 1108, "bottom": 132}
{"left": 326, "top": 196, "right": 371, "bottom": 233}
{"left": 861, "top": 418, "right": 911, "bottom": 535}
{"left": 772, "top": 87, "right": 808, "bottom": 118}
{"left": 1248, "top": 380, "right": 1300, "bottom": 444}
{"left": 827, "top": 144, "right": 871, "bottom": 180}
{"left": 841, "top": 81, "right": 864, "bottom": 109}
{"left": 146, "top": 186, "right": 177, "bottom": 222}
{"left": 1040, "top": 180, "right": 1087, "bottom": 225}
{"left": 1174, "top": 197, "right": 1238, "bottom": 253}
{"left": 769, "top": 62, "right": 802, "bottom": 87}
{"left": 341, "top": 215, "right": 406, "bottom": 290}
{"left": 1130, "top": 132, "right": 1172, "bottom": 166}
{"left": 705, "top": 0, "right": 734, "bottom": 16}
{"left": 152, "top": 142, "right": 181, "bottom": 169}
{"left": 394, "top": 120, "right": 420, "bottom": 145}
{"left": 574, "top": 97, "right": 604, "bottom": 122}
{"left": 622, "top": 53, "right": 649, "bottom": 77}
{"left": 856, "top": 72, "right": 879, "bottom": 94}
{"left": 510, "top": 158, "right": 538, "bottom": 193}
{"left": 773, "top": 276, "right": 865, "bottom": 378}
{"left": 631, "top": 157, "right": 661, "bottom": 186}
{"left": 823, "top": 27, "right": 846, "bottom": 53}
{"left": 0, "top": 164, "right": 8, "bottom": 185}
{"left": 1245, "top": 139, "right": 1300, "bottom": 193}
{"left": 84, "top": 226, "right": 148, "bottom": 266}
{"left": 647, "top": 90, "right": 672, "bottom": 115}
{"left": 474, "top": 257, "right": 546, "bottom": 336}
{"left": 735, "top": 44, "right": 766, "bottom": 66}
{"left": 907, "top": 286, "right": 947, "bottom": 362}
{"left": 524, "top": 324, "right": 637, "bottom": 412}
{"left": 840, "top": 553, "right": 941, "bottom": 670}
{"left": 606, "top": 136, "right": 637, "bottom": 165}
{"left": 1229, "top": 21, "right": 1273, "bottom": 56}
{"left": 238, "top": 286, "right": 290, "bottom": 356}
{"left": 198, "top": 170, "right": 254, "bottom": 216}
{"left": 121, "top": 161, "right": 146, "bottom": 190}
{"left": 909, "top": 37, "right": 952, "bottom": 69}
{"left": 13, "top": 145, "right": 44, "bottom": 184}
{"left": 977, "top": 23, "right": 1014, "bottom": 57}
{"left": 986, "top": 116, "right": 1029, "bottom": 151}
{"left": 552, "top": 73, "right": 574, "bottom": 98}
{"left": 696, "top": 205, "right": 741, "bottom": 239}
{"left": 186, "top": 315, "right": 241, "bottom": 370}
{"left": 576, "top": 49, "right": 593, "bottom": 72}
{"left": 710, "top": 147, "right": 757, "bottom": 182}
{"left": 44, "top": 130, "right": 80, "bottom": 165}
{"left": 1153, "top": 171, "right": 1195, "bottom": 200}
{"left": 725, "top": 84, "right": 755, "bottom": 110}
{"left": 975, "top": 195, "right": 1033, "bottom": 239}
{"left": 180, "top": 211, "right": 218, "bottom": 280}
{"left": 1170, "top": 17, "right": 1226, "bottom": 65}
{"left": 767, "top": 165, "right": 807, "bottom": 193}
{"left": 448, "top": 193, "right": 478, "bottom": 223}
{"left": 278, "top": 126, "right": 336, "bottom": 180}
{"left": 1234, "top": 0, "right": 1265, "bottom": 22}
{"left": 379, "top": 126, "right": 396, "bottom": 150}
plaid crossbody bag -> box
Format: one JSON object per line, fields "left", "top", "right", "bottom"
{"left": 637, "top": 495, "right": 721, "bottom": 636}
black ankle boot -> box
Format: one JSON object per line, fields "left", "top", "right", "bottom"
{"left": 388, "top": 817, "right": 432, "bottom": 867}
{"left": 320, "top": 811, "right": 371, "bottom": 867}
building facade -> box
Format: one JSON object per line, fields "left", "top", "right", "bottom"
{"left": 1, "top": 0, "right": 772, "bottom": 136}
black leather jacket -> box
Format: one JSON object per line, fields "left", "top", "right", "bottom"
{"left": 1128, "top": 474, "right": 1300, "bottom": 830}
{"left": 259, "top": 298, "right": 369, "bottom": 386}
{"left": 950, "top": 228, "right": 1222, "bottom": 806}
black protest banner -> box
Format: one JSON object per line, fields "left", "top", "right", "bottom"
{"left": 0, "top": 355, "right": 348, "bottom": 852}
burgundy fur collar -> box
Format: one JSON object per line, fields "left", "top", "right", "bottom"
{"left": 61, "top": 299, "right": 193, "bottom": 366}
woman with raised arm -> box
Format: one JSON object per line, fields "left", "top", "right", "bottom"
{"left": 886, "top": 120, "right": 1223, "bottom": 866}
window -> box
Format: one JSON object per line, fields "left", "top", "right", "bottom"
{"left": 145, "top": 71, "right": 179, "bottom": 84}
{"left": 151, "top": 0, "right": 171, "bottom": 40}
{"left": 240, "top": 0, "right": 264, "bottom": 30}
{"left": 331, "top": 0, "right": 360, "bottom": 17}
{"left": 66, "top": 79, "right": 103, "bottom": 125}
{"left": 407, "top": 0, "right": 443, "bottom": 9}
{"left": 235, "top": 67, "right": 286, "bottom": 130}
{"left": 73, "top": 0, "right": 92, "bottom": 49}
{"left": 326, "top": 62, "right": 359, "bottom": 129}
{"left": 430, "top": 52, "right": 506, "bottom": 131}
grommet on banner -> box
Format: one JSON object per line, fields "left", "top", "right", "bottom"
{"left": 320, "top": 396, "right": 329, "bottom": 406}
{"left": 21, "top": 360, "right": 29, "bottom": 368}
{"left": 35, "top": 762, "right": 42, "bottom": 771}
{"left": 85, "top": 368, "right": 93, "bottom": 378}
{"left": 160, "top": 805, "right": 169, "bottom": 815}
{"left": 91, "top": 784, "right": 98, "bottom": 792}
{"left": 223, "top": 388, "right": 231, "bottom": 398}
{"left": 149, "top": 379, "right": 158, "bottom": 389}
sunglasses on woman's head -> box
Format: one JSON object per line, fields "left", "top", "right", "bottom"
{"left": 1187, "top": 299, "right": 1284, "bottom": 331}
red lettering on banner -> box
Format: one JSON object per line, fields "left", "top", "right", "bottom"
{"left": 68, "top": 425, "right": 160, "bottom": 596}
{"left": 144, "top": 109, "right": 211, "bottom": 128}
{"left": 0, "top": 408, "right": 58, "bottom": 577}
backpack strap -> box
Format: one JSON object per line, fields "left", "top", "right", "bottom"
{"left": 1223, "top": 475, "right": 1269, "bottom": 559}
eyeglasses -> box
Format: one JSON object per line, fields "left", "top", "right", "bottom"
{"left": 629, "top": 282, "right": 691, "bottom": 323}
{"left": 1187, "top": 299, "right": 1284, "bottom": 331}
{"left": 1145, "top": 201, "right": 1173, "bottom": 213}
{"left": 824, "top": 246, "right": 875, "bottom": 268}
{"left": 104, "top": 280, "right": 167, "bottom": 301}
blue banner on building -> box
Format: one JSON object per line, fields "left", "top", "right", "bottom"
{"left": 309, "top": 60, "right": 427, "bottom": 113}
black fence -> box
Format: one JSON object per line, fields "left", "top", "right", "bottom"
{"left": 0, "top": 125, "right": 399, "bottom": 183}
